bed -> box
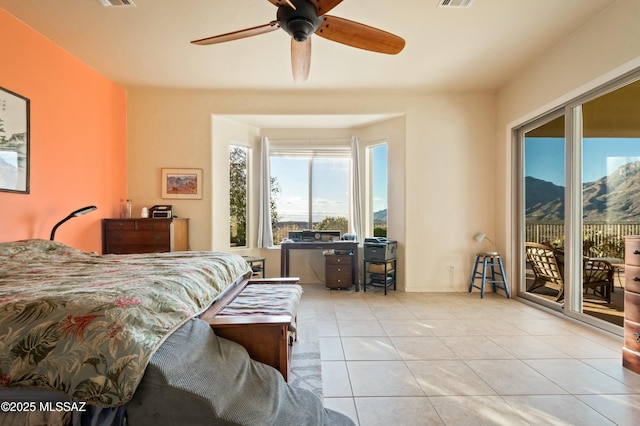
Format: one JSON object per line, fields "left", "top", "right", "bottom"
{"left": 0, "top": 239, "right": 353, "bottom": 426}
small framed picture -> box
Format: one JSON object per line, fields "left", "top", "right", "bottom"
{"left": 161, "top": 168, "right": 202, "bottom": 199}
{"left": 0, "top": 87, "right": 30, "bottom": 194}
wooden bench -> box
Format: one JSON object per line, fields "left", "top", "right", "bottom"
{"left": 200, "top": 277, "right": 302, "bottom": 381}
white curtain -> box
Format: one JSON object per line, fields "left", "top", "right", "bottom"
{"left": 257, "top": 136, "right": 274, "bottom": 248}
{"left": 349, "top": 136, "right": 363, "bottom": 242}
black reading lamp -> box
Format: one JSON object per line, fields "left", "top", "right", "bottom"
{"left": 50, "top": 206, "right": 97, "bottom": 241}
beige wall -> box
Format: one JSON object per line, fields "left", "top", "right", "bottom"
{"left": 127, "top": 0, "right": 639, "bottom": 293}
{"left": 496, "top": 0, "right": 640, "bottom": 290}
{"left": 126, "top": 88, "right": 495, "bottom": 292}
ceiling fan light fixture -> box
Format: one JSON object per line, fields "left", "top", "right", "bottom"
{"left": 288, "top": 18, "right": 317, "bottom": 42}
{"left": 277, "top": 0, "right": 323, "bottom": 42}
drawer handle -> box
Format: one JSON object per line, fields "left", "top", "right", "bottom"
{"left": 337, "top": 268, "right": 341, "bottom": 272}
{"left": 635, "top": 333, "right": 640, "bottom": 343}
{"left": 634, "top": 250, "right": 640, "bottom": 255}
{"left": 634, "top": 277, "right": 640, "bottom": 282}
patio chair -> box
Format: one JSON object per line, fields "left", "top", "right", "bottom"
{"left": 524, "top": 242, "right": 613, "bottom": 303}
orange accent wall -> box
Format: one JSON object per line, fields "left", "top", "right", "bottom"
{"left": 0, "top": 9, "right": 127, "bottom": 252}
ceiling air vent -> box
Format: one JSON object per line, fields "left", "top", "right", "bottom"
{"left": 96, "top": 0, "right": 137, "bottom": 7}
{"left": 437, "top": 0, "right": 473, "bottom": 8}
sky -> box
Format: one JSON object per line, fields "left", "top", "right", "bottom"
{"left": 525, "top": 137, "right": 640, "bottom": 185}
{"left": 270, "top": 144, "right": 388, "bottom": 223}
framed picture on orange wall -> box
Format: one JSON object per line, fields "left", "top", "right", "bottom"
{"left": 0, "top": 87, "right": 30, "bottom": 194}
{"left": 161, "top": 168, "right": 202, "bottom": 199}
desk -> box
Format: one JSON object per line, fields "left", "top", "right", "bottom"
{"left": 280, "top": 241, "right": 359, "bottom": 291}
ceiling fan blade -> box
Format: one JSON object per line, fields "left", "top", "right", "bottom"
{"left": 191, "top": 21, "right": 279, "bottom": 45}
{"left": 267, "top": 0, "right": 297, "bottom": 9}
{"left": 291, "top": 38, "right": 311, "bottom": 83}
{"left": 267, "top": 0, "right": 343, "bottom": 15}
{"left": 311, "top": 0, "right": 343, "bottom": 15}
{"left": 315, "top": 15, "right": 405, "bottom": 54}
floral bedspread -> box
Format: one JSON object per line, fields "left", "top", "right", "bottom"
{"left": 0, "top": 239, "right": 251, "bottom": 407}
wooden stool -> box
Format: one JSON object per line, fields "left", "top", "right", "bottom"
{"left": 469, "top": 253, "right": 510, "bottom": 298}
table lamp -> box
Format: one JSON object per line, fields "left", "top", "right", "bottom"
{"left": 474, "top": 232, "right": 497, "bottom": 255}
{"left": 50, "top": 205, "right": 97, "bottom": 240}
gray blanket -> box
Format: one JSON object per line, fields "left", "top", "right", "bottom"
{"left": 126, "top": 318, "right": 354, "bottom": 426}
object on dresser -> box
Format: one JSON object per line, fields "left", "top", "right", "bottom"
{"left": 102, "top": 218, "right": 189, "bottom": 254}
{"left": 150, "top": 204, "right": 172, "bottom": 218}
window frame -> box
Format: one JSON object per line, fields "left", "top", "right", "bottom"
{"left": 268, "top": 140, "right": 352, "bottom": 243}
{"left": 229, "top": 143, "right": 250, "bottom": 248}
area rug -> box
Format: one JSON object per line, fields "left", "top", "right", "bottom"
{"left": 288, "top": 309, "right": 323, "bottom": 399}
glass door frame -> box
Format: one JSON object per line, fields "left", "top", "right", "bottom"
{"left": 515, "top": 68, "right": 640, "bottom": 335}
{"left": 515, "top": 108, "right": 566, "bottom": 313}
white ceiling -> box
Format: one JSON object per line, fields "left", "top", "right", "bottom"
{"left": 0, "top": 0, "right": 616, "bottom": 92}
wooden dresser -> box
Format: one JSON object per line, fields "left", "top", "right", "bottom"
{"left": 623, "top": 235, "right": 640, "bottom": 373}
{"left": 325, "top": 254, "right": 354, "bottom": 289}
{"left": 102, "top": 218, "right": 189, "bottom": 254}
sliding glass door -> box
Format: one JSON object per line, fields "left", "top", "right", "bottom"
{"left": 579, "top": 79, "right": 640, "bottom": 327}
{"left": 521, "top": 113, "right": 566, "bottom": 310}
{"left": 518, "top": 72, "right": 640, "bottom": 331}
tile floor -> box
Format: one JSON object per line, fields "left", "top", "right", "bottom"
{"left": 297, "top": 284, "right": 640, "bottom": 426}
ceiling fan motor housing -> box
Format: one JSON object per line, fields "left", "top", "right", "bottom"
{"left": 277, "top": 0, "right": 323, "bottom": 42}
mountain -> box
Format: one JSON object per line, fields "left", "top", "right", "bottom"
{"left": 374, "top": 209, "right": 387, "bottom": 222}
{"left": 582, "top": 161, "right": 640, "bottom": 221}
{"left": 525, "top": 177, "right": 564, "bottom": 221}
{"left": 526, "top": 161, "right": 640, "bottom": 222}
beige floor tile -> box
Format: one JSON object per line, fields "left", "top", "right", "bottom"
{"left": 404, "top": 306, "right": 458, "bottom": 320}
{"left": 419, "top": 319, "right": 486, "bottom": 337}
{"left": 512, "top": 318, "right": 582, "bottom": 336}
{"left": 524, "top": 359, "right": 635, "bottom": 394}
{"left": 322, "top": 361, "right": 353, "bottom": 397}
{"left": 319, "top": 336, "right": 345, "bottom": 360}
{"left": 390, "top": 336, "right": 458, "bottom": 361}
{"left": 536, "top": 335, "right": 621, "bottom": 358}
{"left": 316, "top": 319, "right": 340, "bottom": 336}
{"left": 429, "top": 395, "right": 527, "bottom": 426}
{"left": 335, "top": 307, "right": 377, "bottom": 321}
{"left": 576, "top": 394, "right": 640, "bottom": 426}
{"left": 380, "top": 319, "right": 436, "bottom": 337}
{"left": 405, "top": 360, "right": 496, "bottom": 396}
{"left": 355, "top": 397, "right": 443, "bottom": 426}
{"left": 371, "top": 306, "right": 416, "bottom": 320}
{"left": 502, "top": 395, "right": 615, "bottom": 425}
{"left": 342, "top": 336, "right": 402, "bottom": 360}
{"left": 488, "top": 335, "right": 572, "bottom": 359}
{"left": 323, "top": 398, "right": 359, "bottom": 426}
{"left": 347, "top": 361, "right": 424, "bottom": 397}
{"left": 439, "top": 336, "right": 516, "bottom": 360}
{"left": 338, "top": 320, "right": 386, "bottom": 337}
{"left": 473, "top": 321, "right": 529, "bottom": 336}
{"left": 465, "top": 359, "right": 567, "bottom": 395}
{"left": 581, "top": 358, "right": 640, "bottom": 390}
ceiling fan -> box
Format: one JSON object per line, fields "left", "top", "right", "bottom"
{"left": 191, "top": 0, "right": 405, "bottom": 83}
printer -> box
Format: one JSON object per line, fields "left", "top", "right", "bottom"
{"left": 364, "top": 237, "right": 397, "bottom": 261}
